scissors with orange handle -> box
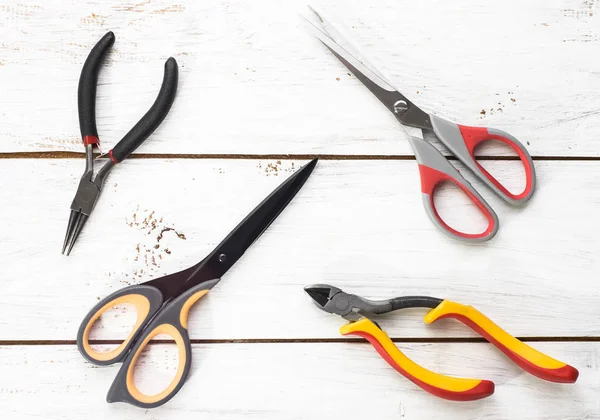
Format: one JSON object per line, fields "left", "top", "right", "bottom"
{"left": 304, "top": 8, "right": 536, "bottom": 242}
{"left": 77, "top": 159, "right": 317, "bottom": 408}
{"left": 304, "top": 285, "right": 578, "bottom": 401}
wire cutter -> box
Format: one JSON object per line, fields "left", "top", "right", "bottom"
{"left": 303, "top": 9, "right": 536, "bottom": 242}
{"left": 77, "top": 159, "right": 317, "bottom": 408}
{"left": 305, "top": 285, "right": 578, "bottom": 401}
{"left": 62, "top": 32, "right": 178, "bottom": 255}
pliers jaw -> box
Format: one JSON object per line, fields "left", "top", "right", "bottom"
{"left": 306, "top": 285, "right": 579, "bottom": 398}
{"left": 304, "top": 284, "right": 387, "bottom": 321}
{"left": 62, "top": 32, "right": 178, "bottom": 256}
{"left": 62, "top": 145, "right": 114, "bottom": 255}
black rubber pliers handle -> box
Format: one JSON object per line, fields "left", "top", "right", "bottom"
{"left": 77, "top": 31, "right": 179, "bottom": 161}
{"left": 78, "top": 31, "right": 115, "bottom": 147}
{"left": 110, "top": 57, "right": 178, "bottom": 162}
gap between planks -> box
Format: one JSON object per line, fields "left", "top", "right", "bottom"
{"left": 0, "top": 152, "right": 599, "bottom": 161}
{"left": 2, "top": 336, "right": 599, "bottom": 346}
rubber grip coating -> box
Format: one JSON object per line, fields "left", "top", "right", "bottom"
{"left": 425, "top": 301, "right": 579, "bottom": 383}
{"left": 106, "top": 280, "right": 216, "bottom": 408}
{"left": 78, "top": 31, "right": 115, "bottom": 142}
{"left": 76, "top": 285, "right": 164, "bottom": 366}
{"left": 430, "top": 115, "right": 536, "bottom": 206}
{"left": 340, "top": 318, "right": 495, "bottom": 401}
{"left": 110, "top": 57, "right": 178, "bottom": 162}
{"left": 409, "top": 136, "right": 499, "bottom": 242}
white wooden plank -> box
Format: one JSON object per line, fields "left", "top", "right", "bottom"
{"left": 1, "top": 158, "right": 598, "bottom": 339}
{"left": 0, "top": 0, "right": 599, "bottom": 156}
{"left": 0, "top": 342, "right": 597, "bottom": 419}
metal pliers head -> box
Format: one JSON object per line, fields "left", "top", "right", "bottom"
{"left": 304, "top": 284, "right": 393, "bottom": 321}
{"left": 71, "top": 145, "right": 114, "bottom": 214}
{"left": 63, "top": 145, "right": 114, "bottom": 256}
{"left": 304, "top": 284, "right": 578, "bottom": 401}
{"left": 62, "top": 31, "right": 178, "bottom": 256}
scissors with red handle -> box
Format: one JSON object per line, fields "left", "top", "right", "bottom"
{"left": 304, "top": 8, "right": 536, "bottom": 242}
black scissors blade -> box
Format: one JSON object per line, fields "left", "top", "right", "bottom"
{"left": 176, "top": 159, "right": 318, "bottom": 290}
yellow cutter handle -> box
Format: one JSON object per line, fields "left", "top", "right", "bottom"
{"left": 341, "top": 318, "right": 495, "bottom": 401}
{"left": 76, "top": 285, "right": 164, "bottom": 365}
{"left": 104, "top": 281, "right": 215, "bottom": 409}
{"left": 425, "top": 300, "right": 579, "bottom": 383}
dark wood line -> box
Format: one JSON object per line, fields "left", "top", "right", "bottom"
{"left": 1, "top": 336, "right": 598, "bottom": 346}
{"left": 0, "top": 152, "right": 599, "bottom": 161}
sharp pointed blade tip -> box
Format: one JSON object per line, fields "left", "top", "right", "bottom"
{"left": 307, "top": 5, "right": 318, "bottom": 17}
{"left": 299, "top": 158, "right": 318, "bottom": 174}
{"left": 306, "top": 5, "right": 324, "bottom": 23}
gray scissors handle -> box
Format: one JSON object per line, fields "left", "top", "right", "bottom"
{"left": 105, "top": 279, "right": 218, "bottom": 408}
{"left": 408, "top": 136, "right": 500, "bottom": 242}
{"left": 430, "top": 115, "right": 536, "bottom": 206}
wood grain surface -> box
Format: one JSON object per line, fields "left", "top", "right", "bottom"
{"left": 0, "top": 0, "right": 599, "bottom": 156}
{"left": 0, "top": 0, "right": 598, "bottom": 419}
{"left": 1, "top": 343, "right": 598, "bottom": 420}
{"left": 1, "top": 159, "right": 599, "bottom": 340}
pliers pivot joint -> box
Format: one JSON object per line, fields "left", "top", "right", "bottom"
{"left": 62, "top": 31, "right": 178, "bottom": 255}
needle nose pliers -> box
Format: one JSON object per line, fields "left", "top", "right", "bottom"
{"left": 305, "top": 284, "right": 578, "bottom": 401}
{"left": 62, "top": 31, "right": 178, "bottom": 255}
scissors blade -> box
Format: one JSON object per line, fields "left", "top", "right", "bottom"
{"left": 178, "top": 159, "right": 318, "bottom": 290}
{"left": 303, "top": 7, "right": 432, "bottom": 131}
{"left": 305, "top": 6, "right": 393, "bottom": 88}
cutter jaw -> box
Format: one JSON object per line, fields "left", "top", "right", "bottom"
{"left": 304, "top": 284, "right": 394, "bottom": 321}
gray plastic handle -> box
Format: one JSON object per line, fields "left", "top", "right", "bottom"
{"left": 105, "top": 279, "right": 219, "bottom": 409}
{"left": 76, "top": 285, "right": 164, "bottom": 366}
{"left": 408, "top": 136, "right": 499, "bottom": 242}
{"left": 430, "top": 114, "right": 536, "bottom": 206}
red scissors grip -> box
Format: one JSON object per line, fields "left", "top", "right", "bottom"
{"left": 409, "top": 136, "right": 499, "bottom": 242}
{"left": 418, "top": 164, "right": 498, "bottom": 241}
{"left": 458, "top": 125, "right": 535, "bottom": 202}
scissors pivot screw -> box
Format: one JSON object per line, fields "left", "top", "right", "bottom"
{"left": 76, "top": 159, "right": 318, "bottom": 409}
{"left": 393, "top": 100, "right": 408, "bottom": 114}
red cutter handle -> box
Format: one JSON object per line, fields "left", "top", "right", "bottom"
{"left": 425, "top": 301, "right": 579, "bottom": 383}
{"left": 341, "top": 318, "right": 495, "bottom": 401}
